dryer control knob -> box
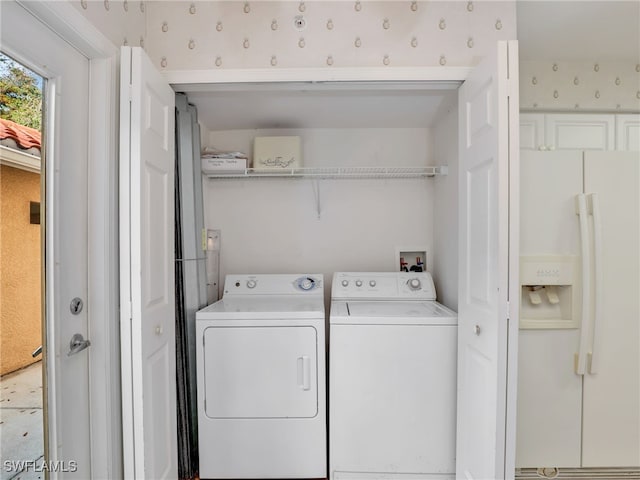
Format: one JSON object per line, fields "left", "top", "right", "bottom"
{"left": 341, "top": 280, "right": 349, "bottom": 287}
{"left": 246, "top": 280, "right": 257, "bottom": 289}
{"left": 408, "top": 278, "right": 421, "bottom": 290}
{"left": 369, "top": 280, "right": 377, "bottom": 287}
{"left": 298, "top": 277, "right": 316, "bottom": 291}
{"left": 355, "top": 280, "right": 363, "bottom": 287}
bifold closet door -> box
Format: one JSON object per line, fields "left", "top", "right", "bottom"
{"left": 456, "top": 40, "right": 520, "bottom": 479}
{"left": 581, "top": 152, "right": 640, "bottom": 467}
{"left": 120, "top": 46, "right": 178, "bottom": 479}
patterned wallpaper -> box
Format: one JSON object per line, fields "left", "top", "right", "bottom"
{"left": 520, "top": 60, "right": 640, "bottom": 112}
{"left": 69, "top": 0, "right": 147, "bottom": 50}
{"left": 66, "top": 1, "right": 639, "bottom": 113}
{"left": 144, "top": 1, "right": 516, "bottom": 70}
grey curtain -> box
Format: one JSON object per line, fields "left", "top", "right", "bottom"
{"left": 174, "top": 93, "right": 207, "bottom": 479}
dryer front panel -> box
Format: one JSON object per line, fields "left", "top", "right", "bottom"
{"left": 203, "top": 325, "right": 318, "bottom": 419}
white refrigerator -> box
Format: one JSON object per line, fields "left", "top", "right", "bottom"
{"left": 516, "top": 151, "right": 639, "bottom": 472}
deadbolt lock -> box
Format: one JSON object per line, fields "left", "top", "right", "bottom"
{"left": 70, "top": 297, "right": 84, "bottom": 315}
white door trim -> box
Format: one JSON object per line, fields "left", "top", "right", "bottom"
{"left": 504, "top": 41, "right": 520, "bottom": 479}
{"left": 164, "top": 66, "right": 473, "bottom": 86}
{"left": 14, "top": 2, "right": 121, "bottom": 478}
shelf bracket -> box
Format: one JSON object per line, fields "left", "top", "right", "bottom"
{"left": 312, "top": 178, "right": 321, "bottom": 219}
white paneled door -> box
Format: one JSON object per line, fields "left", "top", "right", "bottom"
{"left": 119, "top": 46, "right": 178, "bottom": 479}
{"left": 457, "top": 41, "right": 520, "bottom": 479}
{"left": 1, "top": 2, "right": 92, "bottom": 477}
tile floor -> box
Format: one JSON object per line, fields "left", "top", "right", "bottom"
{"left": 0, "top": 362, "right": 44, "bottom": 480}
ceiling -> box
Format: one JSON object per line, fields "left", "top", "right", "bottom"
{"left": 517, "top": 1, "right": 640, "bottom": 61}
{"left": 184, "top": 84, "right": 458, "bottom": 131}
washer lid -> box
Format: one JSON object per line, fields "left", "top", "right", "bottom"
{"left": 331, "top": 301, "right": 457, "bottom": 325}
{"left": 197, "top": 296, "right": 325, "bottom": 320}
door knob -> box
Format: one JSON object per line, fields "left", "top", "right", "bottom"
{"left": 474, "top": 325, "right": 481, "bottom": 335}
{"left": 68, "top": 333, "right": 91, "bottom": 356}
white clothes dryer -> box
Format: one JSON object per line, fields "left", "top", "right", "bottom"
{"left": 196, "top": 274, "right": 326, "bottom": 479}
{"left": 329, "top": 272, "right": 458, "bottom": 480}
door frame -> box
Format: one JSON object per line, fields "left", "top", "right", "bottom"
{"left": 14, "top": 1, "right": 121, "bottom": 477}
{"left": 170, "top": 59, "right": 519, "bottom": 478}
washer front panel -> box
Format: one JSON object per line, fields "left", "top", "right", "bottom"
{"left": 330, "top": 324, "right": 456, "bottom": 475}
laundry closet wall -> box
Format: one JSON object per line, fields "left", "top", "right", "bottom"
{"left": 68, "top": 1, "right": 517, "bottom": 301}
{"left": 144, "top": 1, "right": 515, "bottom": 299}
{"left": 202, "top": 128, "right": 435, "bottom": 301}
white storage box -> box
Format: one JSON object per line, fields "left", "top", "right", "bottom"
{"left": 253, "top": 136, "right": 302, "bottom": 171}
{"left": 202, "top": 157, "right": 247, "bottom": 174}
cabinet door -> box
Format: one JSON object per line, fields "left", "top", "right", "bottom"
{"left": 545, "top": 114, "right": 615, "bottom": 151}
{"left": 520, "top": 113, "right": 545, "bottom": 150}
{"left": 615, "top": 114, "right": 640, "bottom": 150}
{"left": 582, "top": 152, "right": 640, "bottom": 467}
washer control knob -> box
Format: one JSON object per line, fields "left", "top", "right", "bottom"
{"left": 369, "top": 280, "right": 377, "bottom": 287}
{"left": 246, "top": 279, "right": 257, "bottom": 289}
{"left": 341, "top": 280, "right": 349, "bottom": 287}
{"left": 408, "top": 278, "right": 421, "bottom": 290}
{"left": 355, "top": 280, "right": 363, "bottom": 287}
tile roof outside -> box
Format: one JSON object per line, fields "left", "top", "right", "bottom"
{"left": 0, "top": 118, "right": 41, "bottom": 151}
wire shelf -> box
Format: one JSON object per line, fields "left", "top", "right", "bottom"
{"left": 204, "top": 166, "right": 448, "bottom": 179}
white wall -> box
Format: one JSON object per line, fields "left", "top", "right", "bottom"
{"left": 208, "top": 127, "right": 433, "bottom": 167}
{"left": 432, "top": 107, "right": 458, "bottom": 311}
{"left": 204, "top": 127, "right": 435, "bottom": 301}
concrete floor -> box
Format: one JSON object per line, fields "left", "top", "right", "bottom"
{"left": 0, "top": 362, "right": 44, "bottom": 480}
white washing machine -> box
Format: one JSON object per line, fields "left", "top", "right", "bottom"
{"left": 196, "top": 274, "right": 326, "bottom": 479}
{"left": 329, "top": 272, "right": 458, "bottom": 480}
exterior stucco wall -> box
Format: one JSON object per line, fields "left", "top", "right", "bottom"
{"left": 1, "top": 165, "right": 42, "bottom": 375}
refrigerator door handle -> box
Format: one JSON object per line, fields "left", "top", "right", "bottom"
{"left": 588, "top": 193, "right": 603, "bottom": 374}
{"left": 575, "top": 193, "right": 591, "bottom": 375}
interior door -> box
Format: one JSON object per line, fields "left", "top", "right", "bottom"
{"left": 1, "top": 2, "right": 92, "bottom": 477}
{"left": 456, "top": 40, "right": 519, "bottom": 479}
{"left": 120, "top": 46, "right": 177, "bottom": 479}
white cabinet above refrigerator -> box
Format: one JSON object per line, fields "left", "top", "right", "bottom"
{"left": 520, "top": 113, "right": 640, "bottom": 152}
